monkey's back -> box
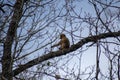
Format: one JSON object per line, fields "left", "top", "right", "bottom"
{"left": 61, "top": 37, "right": 70, "bottom": 49}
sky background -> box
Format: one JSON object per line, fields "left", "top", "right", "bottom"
{"left": 42, "top": 0, "right": 112, "bottom": 79}
{"left": 0, "top": 0, "right": 120, "bottom": 80}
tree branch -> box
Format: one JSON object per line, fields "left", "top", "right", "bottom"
{"left": 13, "top": 30, "right": 120, "bottom": 76}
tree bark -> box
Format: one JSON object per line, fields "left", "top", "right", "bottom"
{"left": 13, "top": 30, "right": 120, "bottom": 76}
{"left": 118, "top": 54, "right": 120, "bottom": 80}
{"left": 1, "top": 0, "right": 23, "bottom": 80}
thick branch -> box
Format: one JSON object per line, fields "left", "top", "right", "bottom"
{"left": 13, "top": 31, "right": 120, "bottom": 76}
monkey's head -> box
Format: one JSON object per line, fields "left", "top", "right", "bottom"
{"left": 60, "top": 34, "right": 66, "bottom": 39}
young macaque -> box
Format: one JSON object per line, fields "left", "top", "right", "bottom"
{"left": 51, "top": 34, "right": 70, "bottom": 50}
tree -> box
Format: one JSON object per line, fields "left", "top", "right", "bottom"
{"left": 0, "top": 0, "right": 120, "bottom": 80}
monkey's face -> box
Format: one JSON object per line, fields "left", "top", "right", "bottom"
{"left": 60, "top": 34, "right": 65, "bottom": 39}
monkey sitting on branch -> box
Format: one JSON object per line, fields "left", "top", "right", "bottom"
{"left": 51, "top": 34, "right": 70, "bottom": 50}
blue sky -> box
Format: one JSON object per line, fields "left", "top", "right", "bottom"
{"left": 0, "top": 0, "right": 119, "bottom": 79}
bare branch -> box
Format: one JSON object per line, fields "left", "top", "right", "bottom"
{"left": 13, "top": 30, "right": 120, "bottom": 76}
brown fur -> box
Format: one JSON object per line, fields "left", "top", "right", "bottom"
{"left": 51, "top": 34, "right": 70, "bottom": 50}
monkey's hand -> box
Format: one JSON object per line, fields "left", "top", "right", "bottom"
{"left": 51, "top": 44, "right": 58, "bottom": 48}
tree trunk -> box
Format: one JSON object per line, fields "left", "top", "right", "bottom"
{"left": 1, "top": 0, "right": 23, "bottom": 80}
{"left": 118, "top": 54, "right": 120, "bottom": 80}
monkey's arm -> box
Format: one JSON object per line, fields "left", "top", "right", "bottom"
{"left": 51, "top": 41, "right": 61, "bottom": 48}
{"left": 51, "top": 43, "right": 59, "bottom": 48}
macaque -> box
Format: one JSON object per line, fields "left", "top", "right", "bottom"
{"left": 51, "top": 34, "right": 70, "bottom": 50}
